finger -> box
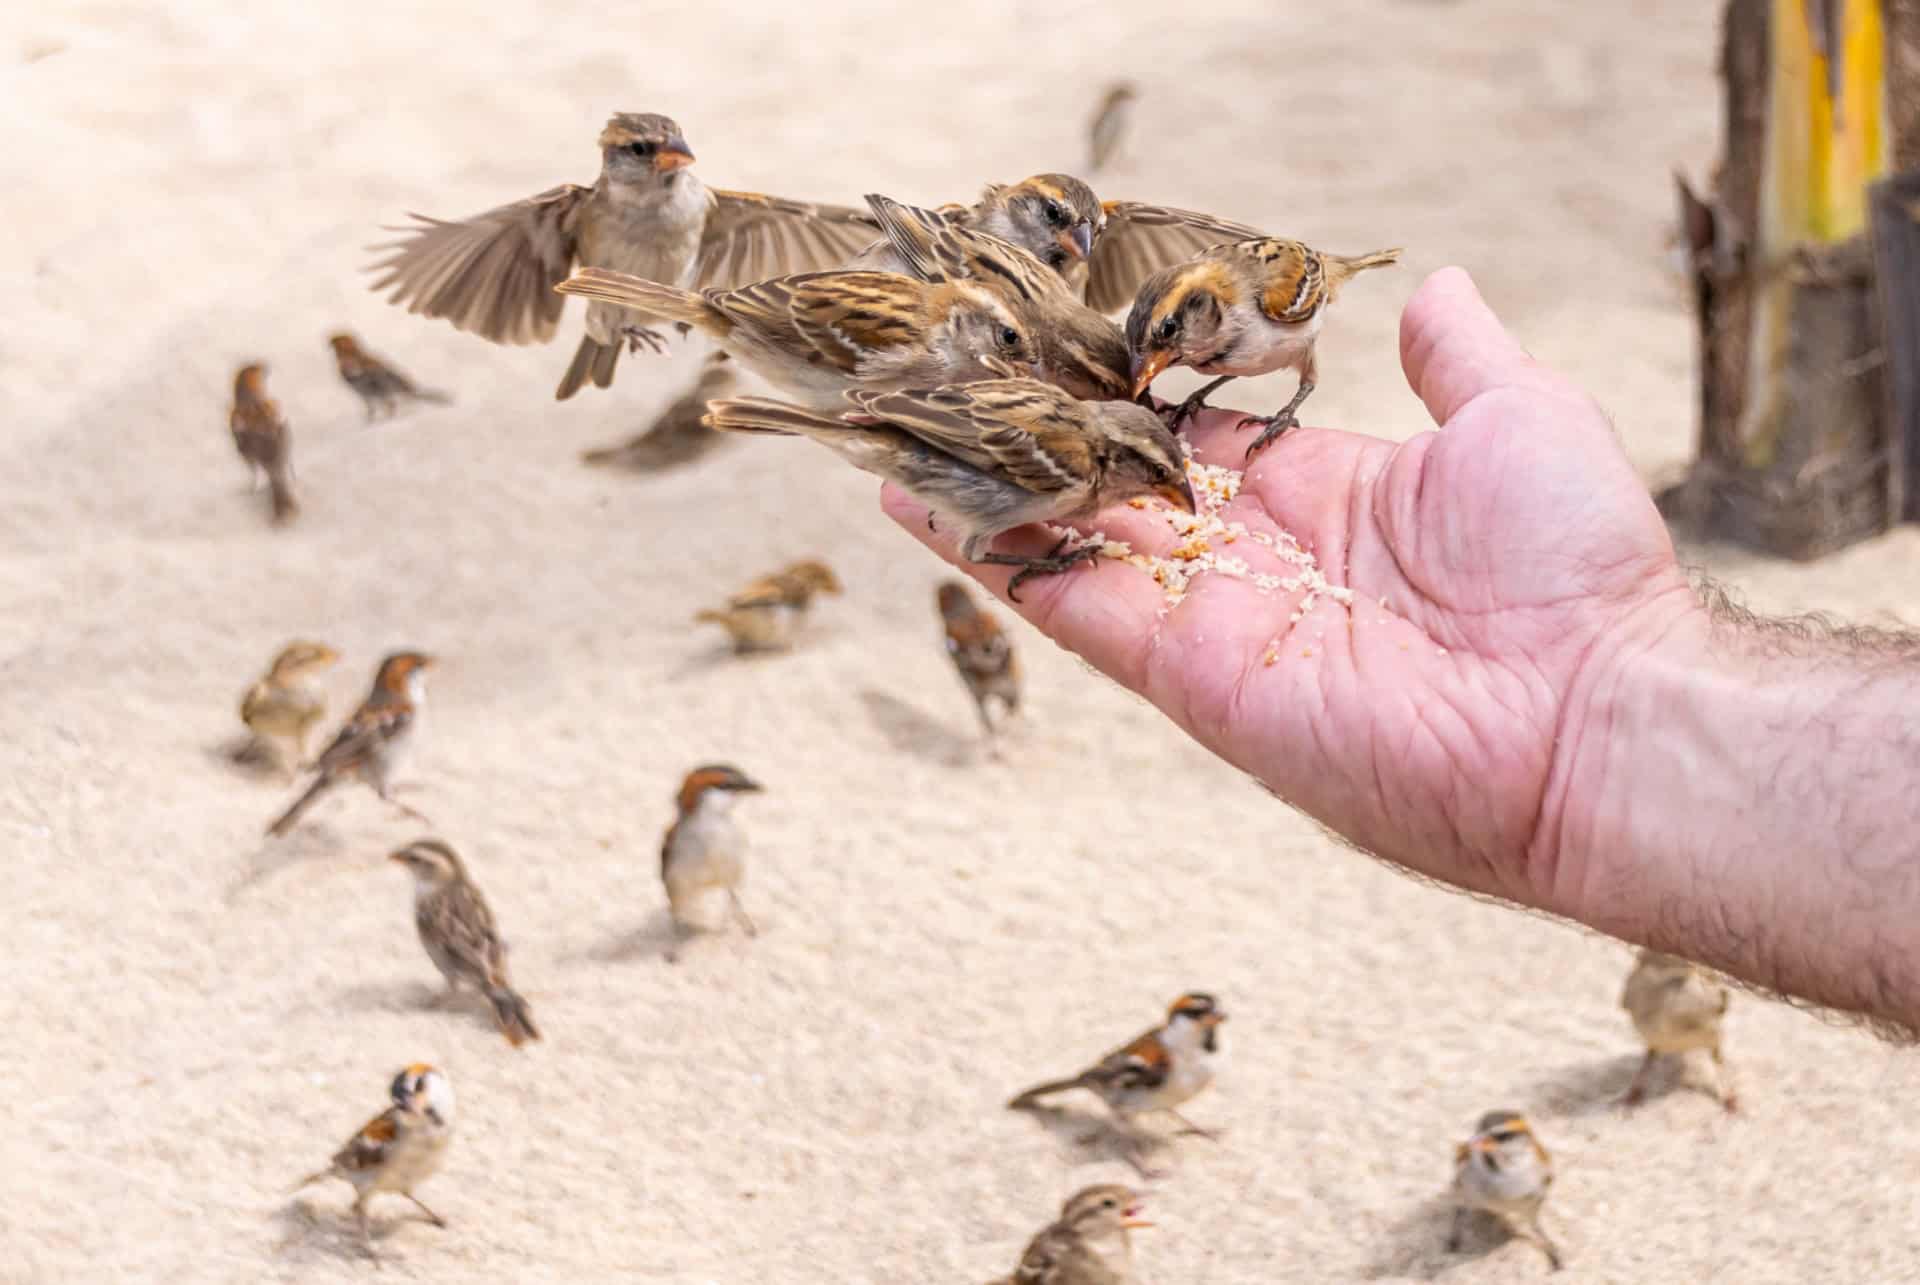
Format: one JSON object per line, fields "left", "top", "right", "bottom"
{"left": 1398, "top": 266, "right": 1559, "bottom": 425}
{"left": 880, "top": 485, "right": 1168, "bottom": 694}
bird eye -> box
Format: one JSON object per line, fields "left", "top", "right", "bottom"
{"left": 1155, "top": 317, "right": 1178, "bottom": 342}
{"left": 629, "top": 140, "right": 656, "bottom": 157}
{"left": 1044, "top": 199, "right": 1068, "bottom": 227}
{"left": 996, "top": 324, "right": 1021, "bottom": 349}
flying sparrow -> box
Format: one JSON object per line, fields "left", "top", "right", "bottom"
{"left": 1448, "top": 1109, "right": 1563, "bottom": 1271}
{"left": 1620, "top": 948, "right": 1737, "bottom": 1112}
{"left": 266, "top": 651, "right": 434, "bottom": 838}
{"left": 327, "top": 332, "right": 451, "bottom": 421}
{"left": 660, "top": 764, "right": 764, "bottom": 959}
{"left": 229, "top": 363, "right": 298, "bottom": 525}
{"left": 367, "top": 111, "right": 880, "bottom": 399}
{"left": 389, "top": 838, "right": 540, "bottom": 1047}
{"left": 236, "top": 640, "right": 340, "bottom": 778}
{"left": 860, "top": 193, "right": 1132, "bottom": 402}
{"left": 553, "top": 264, "right": 1040, "bottom": 409}
{"left": 579, "top": 354, "right": 740, "bottom": 472}
{"left": 695, "top": 558, "right": 843, "bottom": 653}
{"left": 1126, "top": 237, "right": 1401, "bottom": 457}
{"left": 702, "top": 379, "right": 1194, "bottom": 602}
{"left": 850, "top": 172, "right": 1264, "bottom": 318}
{"left": 1008, "top": 992, "right": 1226, "bottom": 1174}
{"left": 1086, "top": 82, "right": 1139, "bottom": 174}
{"left": 937, "top": 580, "right": 1020, "bottom": 741}
{"left": 990, "top": 1184, "right": 1151, "bottom": 1285}
{"left": 294, "top": 1063, "right": 454, "bottom": 1259}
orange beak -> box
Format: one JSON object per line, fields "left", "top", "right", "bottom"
{"left": 1122, "top": 1203, "right": 1153, "bottom": 1230}
{"left": 1057, "top": 221, "right": 1094, "bottom": 261}
{"left": 1129, "top": 348, "right": 1173, "bottom": 399}
{"left": 1155, "top": 478, "right": 1198, "bottom": 514}
{"left": 654, "top": 138, "right": 695, "bottom": 172}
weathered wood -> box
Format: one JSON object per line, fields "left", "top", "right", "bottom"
{"left": 1870, "top": 167, "right": 1920, "bottom": 520}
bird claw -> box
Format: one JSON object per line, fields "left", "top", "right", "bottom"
{"left": 1002, "top": 536, "right": 1100, "bottom": 604}
{"left": 624, "top": 325, "right": 670, "bottom": 356}
{"left": 1241, "top": 411, "right": 1298, "bottom": 460}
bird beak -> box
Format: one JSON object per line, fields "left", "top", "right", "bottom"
{"left": 1059, "top": 221, "right": 1094, "bottom": 262}
{"left": 1156, "top": 477, "right": 1198, "bottom": 515}
{"left": 654, "top": 138, "right": 695, "bottom": 172}
{"left": 1469, "top": 1136, "right": 1497, "bottom": 1155}
{"left": 1129, "top": 349, "right": 1172, "bottom": 398}
{"left": 387, "top": 851, "right": 409, "bottom": 866}
{"left": 1122, "top": 1203, "right": 1153, "bottom": 1230}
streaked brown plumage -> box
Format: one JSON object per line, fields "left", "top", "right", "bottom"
{"left": 1086, "top": 83, "right": 1139, "bottom": 174}
{"left": 1620, "top": 948, "right": 1737, "bottom": 1111}
{"left": 579, "top": 356, "right": 739, "bottom": 472}
{"left": 695, "top": 558, "right": 843, "bottom": 653}
{"left": 991, "top": 1185, "right": 1150, "bottom": 1285}
{"left": 554, "top": 265, "right": 1039, "bottom": 409}
{"left": 937, "top": 580, "right": 1019, "bottom": 740}
{"left": 1126, "top": 237, "right": 1401, "bottom": 458}
{"left": 293, "top": 1064, "right": 454, "bottom": 1260}
{"left": 229, "top": 363, "right": 298, "bottom": 525}
{"left": 236, "top": 640, "right": 339, "bottom": 778}
{"left": 703, "top": 379, "right": 1193, "bottom": 602}
{"left": 389, "top": 839, "right": 539, "bottom": 1047}
{"left": 367, "top": 112, "right": 881, "bottom": 399}
{"left": 327, "top": 332, "right": 450, "bottom": 420}
{"left": 266, "top": 651, "right": 433, "bottom": 837}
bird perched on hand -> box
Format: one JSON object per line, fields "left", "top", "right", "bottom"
{"left": 327, "top": 332, "right": 451, "bottom": 421}
{"left": 368, "top": 111, "right": 880, "bottom": 400}
{"left": 229, "top": 363, "right": 298, "bottom": 525}
{"left": 1448, "top": 1110, "right": 1563, "bottom": 1271}
{"left": 1620, "top": 948, "right": 1736, "bottom": 1112}
{"left": 389, "top": 839, "right": 540, "bottom": 1047}
{"left": 850, "top": 173, "right": 1261, "bottom": 316}
{"left": 1126, "top": 238, "right": 1401, "bottom": 458}
{"left": 1008, "top": 992, "right": 1226, "bottom": 1174}
{"left": 554, "top": 264, "right": 1039, "bottom": 408}
{"left": 860, "top": 193, "right": 1131, "bottom": 402}
{"left": 703, "top": 379, "right": 1194, "bottom": 602}
{"left": 660, "top": 764, "right": 764, "bottom": 959}
{"left": 695, "top": 558, "right": 843, "bottom": 653}
{"left": 235, "top": 640, "right": 340, "bottom": 779}
{"left": 937, "top": 581, "right": 1019, "bottom": 742}
{"left": 1086, "top": 83, "right": 1139, "bottom": 174}
{"left": 266, "top": 651, "right": 434, "bottom": 837}
{"left": 580, "top": 355, "right": 739, "bottom": 471}
{"left": 990, "top": 1185, "right": 1151, "bottom": 1285}
{"left": 294, "top": 1063, "right": 454, "bottom": 1259}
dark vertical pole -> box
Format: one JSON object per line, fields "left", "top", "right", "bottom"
{"left": 1870, "top": 170, "right": 1920, "bottom": 521}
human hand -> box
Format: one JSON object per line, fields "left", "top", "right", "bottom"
{"left": 884, "top": 267, "right": 1700, "bottom": 916}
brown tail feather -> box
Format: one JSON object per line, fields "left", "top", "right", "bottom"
{"left": 701, "top": 396, "right": 844, "bottom": 438}
{"left": 487, "top": 986, "right": 540, "bottom": 1047}
{"left": 1007, "top": 1074, "right": 1092, "bottom": 1110}
{"left": 556, "top": 336, "right": 613, "bottom": 401}
{"left": 266, "top": 466, "right": 299, "bottom": 525}
{"left": 554, "top": 269, "right": 726, "bottom": 336}
{"left": 1325, "top": 247, "right": 1403, "bottom": 291}
{"left": 267, "top": 774, "right": 331, "bottom": 837}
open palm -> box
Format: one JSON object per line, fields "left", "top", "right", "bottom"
{"left": 886, "top": 268, "right": 1695, "bottom": 909}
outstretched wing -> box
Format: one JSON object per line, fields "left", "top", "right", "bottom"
{"left": 367, "top": 184, "right": 590, "bottom": 345}
{"left": 1085, "top": 200, "right": 1264, "bottom": 313}
{"left": 693, "top": 190, "right": 881, "bottom": 290}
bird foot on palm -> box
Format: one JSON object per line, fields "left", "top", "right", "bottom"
{"left": 1241, "top": 409, "right": 1299, "bottom": 460}
{"left": 623, "top": 325, "right": 669, "bottom": 356}
{"left": 1163, "top": 390, "right": 1215, "bottom": 433}
{"left": 985, "top": 535, "right": 1101, "bottom": 604}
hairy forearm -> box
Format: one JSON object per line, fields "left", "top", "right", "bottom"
{"left": 1553, "top": 581, "right": 1920, "bottom": 1034}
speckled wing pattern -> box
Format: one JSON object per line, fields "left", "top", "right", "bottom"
{"left": 1247, "top": 238, "right": 1326, "bottom": 324}
{"left": 845, "top": 380, "right": 1095, "bottom": 496}
{"left": 312, "top": 699, "right": 412, "bottom": 776}
{"left": 367, "top": 184, "right": 590, "bottom": 345}
{"left": 331, "top": 1108, "right": 400, "bottom": 1175}
{"left": 1085, "top": 201, "right": 1264, "bottom": 313}
{"left": 863, "top": 195, "right": 1060, "bottom": 305}
{"left": 694, "top": 190, "right": 881, "bottom": 290}
{"left": 420, "top": 879, "right": 506, "bottom": 985}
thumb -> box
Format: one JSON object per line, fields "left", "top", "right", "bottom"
{"left": 1398, "top": 267, "right": 1555, "bottom": 426}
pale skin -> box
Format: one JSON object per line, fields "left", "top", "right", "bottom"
{"left": 887, "top": 266, "right": 1920, "bottom": 1037}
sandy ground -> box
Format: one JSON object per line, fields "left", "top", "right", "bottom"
{"left": 8, "top": 1, "right": 1920, "bottom": 1281}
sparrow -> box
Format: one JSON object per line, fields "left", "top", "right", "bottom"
{"left": 852, "top": 173, "right": 1262, "bottom": 316}
{"left": 1008, "top": 992, "right": 1226, "bottom": 1174}
{"left": 553, "top": 264, "right": 1040, "bottom": 409}
{"left": 236, "top": 640, "right": 340, "bottom": 778}
{"left": 1125, "top": 237, "right": 1401, "bottom": 457}
{"left": 389, "top": 838, "right": 540, "bottom": 1047}
{"left": 579, "top": 354, "right": 739, "bottom": 472}
{"left": 1620, "top": 948, "right": 1737, "bottom": 1112}
{"left": 694, "top": 558, "right": 843, "bottom": 653}
{"left": 937, "top": 580, "right": 1020, "bottom": 740}
{"left": 367, "top": 112, "right": 880, "bottom": 399}
{"left": 229, "top": 363, "right": 298, "bottom": 525}
{"left": 1086, "top": 82, "right": 1139, "bottom": 174}
{"left": 990, "top": 1185, "right": 1150, "bottom": 1285}
{"left": 1448, "top": 1109, "right": 1563, "bottom": 1271}
{"left": 860, "top": 193, "right": 1132, "bottom": 402}
{"left": 294, "top": 1063, "right": 454, "bottom": 1258}
{"left": 327, "top": 332, "right": 451, "bottom": 421}
{"left": 266, "top": 651, "right": 434, "bottom": 837}
{"left": 702, "top": 379, "right": 1194, "bottom": 602}
{"left": 660, "top": 764, "right": 764, "bottom": 958}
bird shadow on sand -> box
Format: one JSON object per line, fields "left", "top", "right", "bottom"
{"left": 224, "top": 826, "right": 348, "bottom": 902}
{"left": 858, "top": 688, "right": 977, "bottom": 768}
{"left": 1522, "top": 1053, "right": 1646, "bottom": 1118}
{"left": 1005, "top": 1100, "right": 1183, "bottom": 1178}
{"left": 204, "top": 735, "right": 292, "bottom": 784}
{"left": 271, "top": 1196, "right": 438, "bottom": 1268}
{"left": 332, "top": 978, "right": 443, "bottom": 1017}
{"left": 1362, "top": 1195, "right": 1504, "bottom": 1281}
{"left": 571, "top": 910, "right": 686, "bottom": 966}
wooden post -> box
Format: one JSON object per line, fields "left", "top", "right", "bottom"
{"left": 1870, "top": 168, "right": 1920, "bottom": 520}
